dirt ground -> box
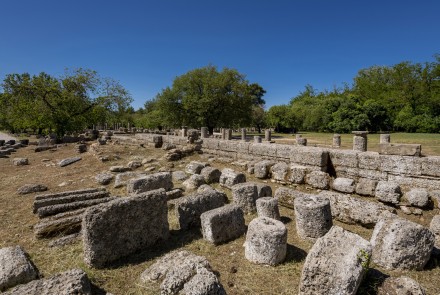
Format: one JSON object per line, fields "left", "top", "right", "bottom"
{"left": 0, "top": 138, "right": 439, "bottom": 294}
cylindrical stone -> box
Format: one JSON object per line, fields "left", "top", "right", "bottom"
{"left": 256, "top": 197, "right": 280, "bottom": 220}
{"left": 294, "top": 195, "right": 332, "bottom": 241}
{"left": 221, "top": 128, "right": 226, "bottom": 140}
{"left": 333, "top": 134, "right": 341, "bottom": 147}
{"left": 226, "top": 129, "right": 232, "bottom": 140}
{"left": 297, "top": 137, "right": 307, "bottom": 146}
{"left": 353, "top": 135, "right": 367, "bottom": 151}
{"left": 201, "top": 127, "right": 208, "bottom": 138}
{"left": 181, "top": 126, "right": 188, "bottom": 137}
{"left": 254, "top": 136, "right": 262, "bottom": 143}
{"left": 241, "top": 128, "right": 246, "bottom": 141}
{"left": 245, "top": 217, "right": 287, "bottom": 265}
{"left": 380, "top": 134, "right": 391, "bottom": 144}
{"left": 265, "top": 130, "right": 271, "bottom": 141}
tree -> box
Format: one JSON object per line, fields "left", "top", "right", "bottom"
{"left": 266, "top": 105, "right": 296, "bottom": 132}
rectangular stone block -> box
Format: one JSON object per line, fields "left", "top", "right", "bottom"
{"left": 249, "top": 143, "right": 277, "bottom": 158}
{"left": 276, "top": 144, "right": 295, "bottom": 159}
{"left": 334, "top": 166, "right": 359, "bottom": 179}
{"left": 329, "top": 150, "right": 359, "bottom": 168}
{"left": 235, "top": 141, "right": 251, "bottom": 154}
{"left": 379, "top": 143, "right": 422, "bottom": 157}
{"left": 357, "top": 169, "right": 388, "bottom": 181}
{"left": 379, "top": 155, "right": 422, "bottom": 176}
{"left": 126, "top": 172, "right": 173, "bottom": 194}
{"left": 218, "top": 140, "right": 230, "bottom": 151}
{"left": 290, "top": 147, "right": 329, "bottom": 168}
{"left": 82, "top": 189, "right": 169, "bottom": 268}
{"left": 358, "top": 152, "right": 380, "bottom": 170}
{"left": 421, "top": 156, "right": 440, "bottom": 177}
{"left": 203, "top": 139, "right": 220, "bottom": 150}
{"left": 387, "top": 174, "right": 440, "bottom": 191}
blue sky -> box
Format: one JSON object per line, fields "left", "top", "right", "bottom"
{"left": 1, "top": 0, "right": 439, "bottom": 109}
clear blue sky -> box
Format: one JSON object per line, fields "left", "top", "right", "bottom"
{"left": 1, "top": 0, "right": 439, "bottom": 109}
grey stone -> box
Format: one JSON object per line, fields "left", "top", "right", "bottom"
{"left": 274, "top": 187, "right": 309, "bottom": 209}
{"left": 256, "top": 183, "right": 272, "bottom": 198}
{"left": 400, "top": 205, "right": 412, "bottom": 215}
{"left": 232, "top": 182, "right": 260, "bottom": 213}
{"left": 95, "top": 172, "right": 114, "bottom": 185}
{"left": 3, "top": 269, "right": 91, "bottom": 295}
{"left": 219, "top": 168, "right": 246, "bottom": 189}
{"left": 127, "top": 172, "right": 173, "bottom": 194}
{"left": 371, "top": 211, "right": 435, "bottom": 270}
{"left": 109, "top": 165, "right": 131, "bottom": 172}
{"left": 166, "top": 188, "right": 184, "bottom": 200}
{"left": 320, "top": 191, "right": 395, "bottom": 228}
{"left": 48, "top": 233, "right": 81, "bottom": 248}
{"left": 37, "top": 196, "right": 116, "bottom": 218}
{"left": 182, "top": 174, "right": 206, "bottom": 191}
{"left": 176, "top": 190, "right": 226, "bottom": 230}
{"left": 254, "top": 160, "right": 274, "bottom": 179}
{"left": 430, "top": 215, "right": 440, "bottom": 253}
{"left": 12, "top": 158, "right": 28, "bottom": 166}
{"left": 289, "top": 165, "right": 307, "bottom": 184}
{"left": 355, "top": 178, "right": 378, "bottom": 196}
{"left": 58, "top": 156, "right": 82, "bottom": 167}
{"left": 294, "top": 194, "right": 332, "bottom": 241}
{"left": 185, "top": 161, "right": 209, "bottom": 175}
{"left": 200, "top": 204, "right": 246, "bottom": 244}
{"left": 197, "top": 184, "right": 216, "bottom": 194}
{"left": 353, "top": 134, "right": 367, "bottom": 152}
{"left": 114, "top": 172, "right": 144, "bottom": 188}
{"left": 379, "top": 134, "right": 391, "bottom": 144}
{"left": 432, "top": 190, "right": 440, "bottom": 208}
{"left": 377, "top": 276, "right": 426, "bottom": 295}
{"left": 34, "top": 213, "right": 83, "bottom": 238}
{"left": 299, "top": 226, "right": 372, "bottom": 295}
{"left": 182, "top": 265, "right": 226, "bottom": 295}
{"left": 405, "top": 188, "right": 429, "bottom": 208}
{"left": 245, "top": 217, "right": 287, "bottom": 266}
{"left": 172, "top": 170, "right": 188, "bottom": 182}
{"left": 83, "top": 189, "right": 169, "bottom": 268}
{"left": 127, "top": 160, "right": 142, "bottom": 169}
{"left": 0, "top": 246, "right": 39, "bottom": 291}
{"left": 17, "top": 184, "right": 48, "bottom": 195}
{"left": 271, "top": 162, "right": 289, "bottom": 182}
{"left": 305, "top": 171, "right": 330, "bottom": 189}
{"left": 375, "top": 181, "right": 402, "bottom": 204}
{"left": 35, "top": 188, "right": 104, "bottom": 201}
{"left": 332, "top": 177, "right": 355, "bottom": 194}
{"left": 200, "top": 166, "right": 221, "bottom": 184}
{"left": 256, "top": 197, "right": 280, "bottom": 220}
{"left": 379, "top": 143, "right": 422, "bottom": 157}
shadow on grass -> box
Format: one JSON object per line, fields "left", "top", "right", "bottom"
{"left": 284, "top": 243, "right": 307, "bottom": 263}
{"left": 105, "top": 228, "right": 202, "bottom": 269}
{"left": 357, "top": 268, "right": 389, "bottom": 295}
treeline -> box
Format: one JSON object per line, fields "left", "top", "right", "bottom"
{"left": 269, "top": 55, "right": 440, "bottom": 133}
{"left": 0, "top": 69, "right": 133, "bottom": 138}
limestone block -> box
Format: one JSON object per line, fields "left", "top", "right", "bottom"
{"left": 176, "top": 190, "right": 226, "bottom": 230}
{"left": 219, "top": 168, "right": 246, "bottom": 189}
{"left": 95, "top": 172, "right": 114, "bottom": 185}
{"left": 305, "top": 171, "right": 330, "bottom": 189}
{"left": 421, "top": 156, "right": 440, "bottom": 177}
{"left": 58, "top": 156, "right": 81, "bottom": 167}
{"left": 172, "top": 170, "right": 188, "bottom": 182}
{"left": 200, "top": 166, "right": 221, "bottom": 184}
{"left": 371, "top": 211, "right": 435, "bottom": 270}
{"left": 232, "top": 182, "right": 259, "bottom": 213}
{"left": 127, "top": 160, "right": 142, "bottom": 169}
{"left": 200, "top": 204, "right": 246, "bottom": 244}
{"left": 256, "top": 197, "right": 280, "bottom": 220}
{"left": 290, "top": 147, "right": 329, "bottom": 168}
{"left": 358, "top": 152, "right": 380, "bottom": 170}
{"left": 405, "top": 188, "right": 429, "bottom": 208}
{"left": 329, "top": 149, "right": 359, "bottom": 168}
{"left": 379, "top": 155, "right": 422, "bottom": 176}
{"left": 294, "top": 194, "right": 332, "bottom": 241}
{"left": 375, "top": 181, "right": 402, "bottom": 204}
{"left": 332, "top": 177, "right": 355, "bottom": 194}
{"left": 379, "top": 143, "right": 422, "bottom": 157}
{"left": 357, "top": 168, "right": 388, "bottom": 181}
{"left": 256, "top": 183, "right": 272, "bottom": 198}
{"left": 276, "top": 144, "right": 295, "bottom": 159}
{"left": 82, "top": 189, "right": 169, "bottom": 268}
{"left": 377, "top": 276, "right": 426, "bottom": 295}
{"left": 17, "top": 184, "right": 47, "bottom": 195}
{"left": 432, "top": 191, "right": 440, "bottom": 208}
{"left": 109, "top": 165, "right": 130, "bottom": 172}
{"left": 126, "top": 172, "right": 173, "bottom": 194}
{"left": 289, "top": 165, "right": 307, "bottom": 184}
{"left": 0, "top": 246, "right": 39, "bottom": 291}
{"left": 334, "top": 166, "right": 359, "bottom": 179}
{"left": 274, "top": 187, "right": 309, "bottom": 209}
{"left": 388, "top": 174, "right": 440, "bottom": 191}
{"left": 185, "top": 161, "right": 208, "bottom": 175}
{"left": 182, "top": 174, "right": 205, "bottom": 191}
{"left": 429, "top": 215, "right": 440, "bottom": 252}
{"left": 254, "top": 160, "right": 275, "bottom": 179}
{"left": 271, "top": 162, "right": 289, "bottom": 181}
{"left": 245, "top": 217, "right": 287, "bottom": 266}
{"left": 355, "top": 178, "right": 378, "bottom": 196}
{"left": 249, "top": 143, "right": 277, "bottom": 157}
{"left": 114, "top": 172, "right": 144, "bottom": 188}
{"left": 12, "top": 158, "right": 28, "bottom": 166}
{"left": 299, "top": 226, "right": 371, "bottom": 295}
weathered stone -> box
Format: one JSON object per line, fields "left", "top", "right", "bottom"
{"left": 405, "top": 188, "right": 429, "bottom": 208}
{"left": 232, "top": 182, "right": 260, "bottom": 213}
{"left": 305, "top": 171, "right": 330, "bottom": 189}
{"left": 380, "top": 155, "right": 422, "bottom": 175}
{"left": 127, "top": 172, "right": 173, "bottom": 194}
{"left": 294, "top": 194, "right": 332, "bottom": 241}
{"left": 256, "top": 197, "right": 280, "bottom": 220}
{"left": 58, "top": 156, "right": 81, "bottom": 167}
{"left": 328, "top": 149, "right": 359, "bottom": 168}
{"left": 355, "top": 178, "right": 378, "bottom": 196}
{"left": 35, "top": 188, "right": 104, "bottom": 200}
{"left": 3, "top": 269, "right": 91, "bottom": 295}
{"left": 201, "top": 204, "right": 246, "bottom": 244}
{"left": 200, "top": 166, "right": 221, "bottom": 184}
{"left": 48, "top": 233, "right": 81, "bottom": 248}
{"left": 245, "top": 217, "right": 287, "bottom": 266}
{"left": 109, "top": 165, "right": 131, "bottom": 172}
{"left": 166, "top": 188, "right": 183, "bottom": 201}
{"left": 375, "top": 181, "right": 402, "bottom": 204}
{"left": 431, "top": 190, "right": 440, "bottom": 208}
{"left": 421, "top": 156, "right": 440, "bottom": 177}
{"left": 371, "top": 211, "right": 435, "bottom": 270}
{"left": 256, "top": 183, "right": 272, "bottom": 198}
{"left": 83, "top": 189, "right": 169, "bottom": 268}
{"left": 37, "top": 196, "right": 116, "bottom": 218}
{"left": 271, "top": 162, "right": 289, "bottom": 182}
{"left": 34, "top": 214, "right": 83, "bottom": 238}
{"left": 377, "top": 276, "right": 426, "bottom": 295}
{"left": 254, "top": 160, "right": 275, "bottom": 179}
{"left": 254, "top": 136, "right": 262, "bottom": 143}
{"left": 219, "top": 168, "right": 246, "bottom": 189}
{"left": 430, "top": 215, "right": 440, "bottom": 253}
{"left": 197, "top": 184, "right": 216, "bottom": 194}
{"left": 274, "top": 187, "right": 309, "bottom": 209}
{"left": 172, "top": 171, "right": 187, "bottom": 182}
{"left": 320, "top": 191, "right": 395, "bottom": 228}
{"left": 358, "top": 151, "right": 381, "bottom": 170}
{"left": 33, "top": 191, "right": 110, "bottom": 214}
{"left": 176, "top": 190, "right": 226, "bottom": 230}
{"left": 127, "top": 160, "right": 142, "bottom": 169}
{"left": 400, "top": 205, "right": 412, "bottom": 215}
{"left": 17, "top": 184, "right": 48, "bottom": 195}
{"left": 290, "top": 147, "right": 329, "bottom": 169}
{"left": 379, "top": 133, "right": 391, "bottom": 144}
{"left": 289, "top": 165, "right": 307, "bottom": 184}
{"left": 0, "top": 246, "right": 39, "bottom": 291}
{"left": 182, "top": 174, "right": 206, "bottom": 191}
{"left": 34, "top": 145, "right": 57, "bottom": 152}
{"left": 185, "top": 161, "right": 209, "bottom": 174}
{"left": 297, "top": 137, "right": 307, "bottom": 146}
{"left": 379, "top": 143, "right": 422, "bottom": 157}
{"left": 353, "top": 132, "right": 367, "bottom": 152}
{"left": 182, "top": 265, "right": 226, "bottom": 295}
{"left": 12, "top": 158, "right": 28, "bottom": 166}
{"left": 333, "top": 134, "right": 341, "bottom": 147}
{"left": 299, "top": 226, "right": 372, "bottom": 295}
{"left": 114, "top": 172, "right": 144, "bottom": 188}
{"left": 332, "top": 177, "right": 355, "bottom": 194}
{"left": 95, "top": 172, "right": 114, "bottom": 185}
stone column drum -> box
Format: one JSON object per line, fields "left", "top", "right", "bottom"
{"left": 265, "top": 130, "right": 271, "bottom": 141}
{"left": 352, "top": 131, "right": 368, "bottom": 152}
{"left": 226, "top": 129, "right": 232, "bottom": 140}
{"left": 380, "top": 133, "right": 391, "bottom": 144}
{"left": 241, "top": 128, "right": 246, "bottom": 141}
{"left": 256, "top": 197, "right": 280, "bottom": 220}
{"left": 333, "top": 134, "right": 341, "bottom": 147}
{"left": 297, "top": 137, "right": 307, "bottom": 146}
{"left": 201, "top": 127, "right": 208, "bottom": 138}
{"left": 181, "top": 126, "right": 188, "bottom": 137}
{"left": 294, "top": 194, "right": 332, "bottom": 241}
{"left": 254, "top": 136, "right": 262, "bottom": 143}
{"left": 245, "top": 216, "right": 287, "bottom": 266}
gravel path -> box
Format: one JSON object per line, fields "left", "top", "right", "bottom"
{"left": 0, "top": 131, "right": 17, "bottom": 141}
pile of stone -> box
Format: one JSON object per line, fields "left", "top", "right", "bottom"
{"left": 32, "top": 188, "right": 116, "bottom": 240}
{"left": 0, "top": 140, "right": 25, "bottom": 157}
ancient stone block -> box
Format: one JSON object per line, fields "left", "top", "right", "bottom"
{"left": 299, "top": 226, "right": 371, "bottom": 295}
{"left": 0, "top": 246, "right": 39, "bottom": 291}
{"left": 35, "top": 188, "right": 104, "bottom": 201}
{"left": 332, "top": 177, "right": 355, "bottom": 194}
{"left": 289, "top": 165, "right": 307, "bottom": 184}
{"left": 421, "top": 156, "right": 440, "bottom": 177}
{"left": 114, "top": 172, "right": 144, "bottom": 188}
{"left": 276, "top": 144, "right": 295, "bottom": 159}
{"left": 377, "top": 276, "right": 426, "bottom": 295}
{"left": 254, "top": 160, "right": 275, "bottom": 179}
{"left": 185, "top": 161, "right": 209, "bottom": 174}
{"left": 109, "top": 165, "right": 131, "bottom": 172}
{"left": 245, "top": 217, "right": 287, "bottom": 266}
{"left": 127, "top": 160, "right": 142, "bottom": 169}
{"left": 290, "top": 147, "right": 329, "bottom": 168}
{"left": 95, "top": 172, "right": 114, "bottom": 185}
{"left": 353, "top": 133, "right": 367, "bottom": 152}
{"left": 176, "top": 190, "right": 226, "bottom": 230}
{"left": 294, "top": 194, "right": 332, "bottom": 241}
{"left": 379, "top": 143, "right": 422, "bottom": 157}
{"left": 371, "top": 211, "right": 435, "bottom": 270}
{"left": 429, "top": 215, "right": 440, "bottom": 252}
{"left": 305, "top": 171, "right": 330, "bottom": 189}
{"left": 200, "top": 204, "right": 246, "bottom": 244}
{"left": 126, "top": 172, "right": 173, "bottom": 194}
{"left": 274, "top": 187, "right": 309, "bottom": 209}
{"left": 17, "top": 184, "right": 47, "bottom": 195}
{"left": 33, "top": 191, "right": 110, "bottom": 214}
{"left": 249, "top": 143, "right": 277, "bottom": 157}
{"left": 375, "top": 181, "right": 402, "bottom": 204}
{"left": 355, "top": 178, "right": 378, "bottom": 196}
{"left": 58, "top": 156, "right": 81, "bottom": 167}
{"left": 83, "top": 189, "right": 169, "bottom": 268}
{"left": 200, "top": 166, "right": 221, "bottom": 184}
{"left": 358, "top": 151, "right": 380, "bottom": 170}
{"left": 219, "top": 168, "right": 246, "bottom": 189}
{"left": 256, "top": 183, "right": 272, "bottom": 198}
{"left": 37, "top": 196, "right": 116, "bottom": 218}
{"left": 256, "top": 197, "right": 280, "bottom": 220}
{"left": 405, "top": 188, "right": 429, "bottom": 208}
{"left": 328, "top": 149, "right": 359, "bottom": 168}
{"left": 379, "top": 155, "right": 422, "bottom": 176}
{"left": 12, "top": 158, "right": 28, "bottom": 166}
{"left": 182, "top": 174, "right": 205, "bottom": 191}
{"left": 271, "top": 162, "right": 289, "bottom": 182}
{"left": 34, "top": 214, "right": 83, "bottom": 238}
{"left": 232, "top": 182, "right": 259, "bottom": 213}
